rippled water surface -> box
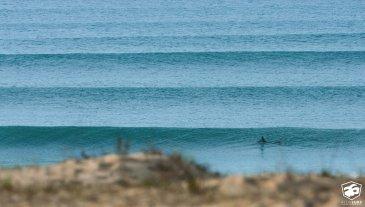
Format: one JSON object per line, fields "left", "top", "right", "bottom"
{"left": 0, "top": 0, "right": 364, "bottom": 173}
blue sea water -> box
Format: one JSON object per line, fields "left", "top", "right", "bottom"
{"left": 0, "top": 0, "right": 364, "bottom": 174}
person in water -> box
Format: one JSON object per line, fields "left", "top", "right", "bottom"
{"left": 259, "top": 136, "right": 267, "bottom": 144}
{"left": 258, "top": 136, "right": 283, "bottom": 145}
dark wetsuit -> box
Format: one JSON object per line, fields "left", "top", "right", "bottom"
{"left": 258, "top": 136, "right": 267, "bottom": 144}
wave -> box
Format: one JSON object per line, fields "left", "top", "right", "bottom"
{"left": 2, "top": 20, "right": 364, "bottom": 29}
{"left": 0, "top": 86, "right": 363, "bottom": 128}
{"left": 1, "top": 33, "right": 364, "bottom": 54}
{"left": 0, "top": 126, "right": 364, "bottom": 172}
{"left": 1, "top": 51, "right": 364, "bottom": 64}
{"left": 2, "top": 50, "right": 365, "bottom": 56}
{"left": 1, "top": 86, "right": 363, "bottom": 99}
{"left": 0, "top": 126, "right": 363, "bottom": 147}
{"left": 1, "top": 86, "right": 363, "bottom": 108}
{"left": 1, "top": 19, "right": 364, "bottom": 40}
{"left": 2, "top": 51, "right": 363, "bottom": 88}
{"left": 3, "top": 32, "right": 365, "bottom": 41}
{"left": 1, "top": 86, "right": 363, "bottom": 109}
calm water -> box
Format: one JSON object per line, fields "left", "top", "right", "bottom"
{"left": 0, "top": 0, "right": 364, "bottom": 174}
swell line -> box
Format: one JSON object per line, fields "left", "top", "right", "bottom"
{"left": 2, "top": 32, "right": 365, "bottom": 41}
{"left": 1, "top": 50, "right": 365, "bottom": 57}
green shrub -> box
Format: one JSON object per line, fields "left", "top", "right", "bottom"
{"left": 1, "top": 177, "right": 13, "bottom": 191}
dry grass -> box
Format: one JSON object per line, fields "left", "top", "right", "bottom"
{"left": 0, "top": 152, "right": 363, "bottom": 207}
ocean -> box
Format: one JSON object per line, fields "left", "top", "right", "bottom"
{"left": 0, "top": 0, "right": 364, "bottom": 174}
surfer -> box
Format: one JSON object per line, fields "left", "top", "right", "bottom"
{"left": 258, "top": 136, "right": 267, "bottom": 144}
{"left": 258, "top": 136, "right": 283, "bottom": 145}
